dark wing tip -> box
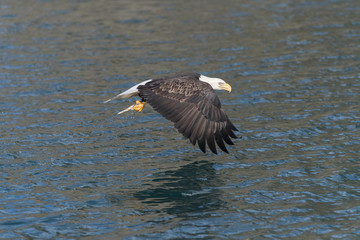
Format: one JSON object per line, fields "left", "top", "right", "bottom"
{"left": 197, "top": 137, "right": 206, "bottom": 153}
{"left": 207, "top": 129, "right": 218, "bottom": 154}
{"left": 215, "top": 128, "right": 229, "bottom": 153}
{"left": 229, "top": 120, "right": 238, "bottom": 132}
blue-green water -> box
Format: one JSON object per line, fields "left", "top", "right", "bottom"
{"left": 1, "top": 0, "right": 359, "bottom": 239}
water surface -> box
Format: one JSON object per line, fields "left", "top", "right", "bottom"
{"left": 1, "top": 0, "right": 359, "bottom": 239}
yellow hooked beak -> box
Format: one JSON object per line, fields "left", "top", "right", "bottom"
{"left": 222, "top": 83, "right": 232, "bottom": 93}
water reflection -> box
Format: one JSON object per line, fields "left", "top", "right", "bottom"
{"left": 134, "top": 160, "right": 223, "bottom": 216}
{"left": 1, "top": 0, "right": 359, "bottom": 238}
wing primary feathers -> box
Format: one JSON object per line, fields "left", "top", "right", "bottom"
{"left": 189, "top": 115, "right": 205, "bottom": 145}
{"left": 214, "top": 124, "right": 229, "bottom": 153}
{"left": 221, "top": 125, "right": 234, "bottom": 145}
{"left": 207, "top": 122, "right": 217, "bottom": 154}
{"left": 198, "top": 136, "right": 206, "bottom": 153}
{"left": 226, "top": 121, "right": 238, "bottom": 139}
{"left": 175, "top": 107, "right": 198, "bottom": 131}
{"left": 229, "top": 120, "right": 239, "bottom": 131}
{"left": 181, "top": 111, "right": 201, "bottom": 139}
{"left": 196, "top": 116, "right": 209, "bottom": 152}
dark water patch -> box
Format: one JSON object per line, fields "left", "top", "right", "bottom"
{"left": 1, "top": 0, "right": 360, "bottom": 239}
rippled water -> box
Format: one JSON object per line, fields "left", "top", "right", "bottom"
{"left": 1, "top": 0, "right": 359, "bottom": 239}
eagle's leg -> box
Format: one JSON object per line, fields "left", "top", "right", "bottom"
{"left": 133, "top": 100, "right": 146, "bottom": 112}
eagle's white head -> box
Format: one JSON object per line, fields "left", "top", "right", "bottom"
{"left": 199, "top": 75, "right": 232, "bottom": 92}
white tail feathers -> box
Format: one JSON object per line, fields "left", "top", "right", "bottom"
{"left": 104, "top": 79, "right": 152, "bottom": 103}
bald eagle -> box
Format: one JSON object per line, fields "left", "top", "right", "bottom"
{"left": 105, "top": 72, "right": 238, "bottom": 154}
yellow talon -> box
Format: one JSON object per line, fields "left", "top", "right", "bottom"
{"left": 133, "top": 100, "right": 146, "bottom": 112}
